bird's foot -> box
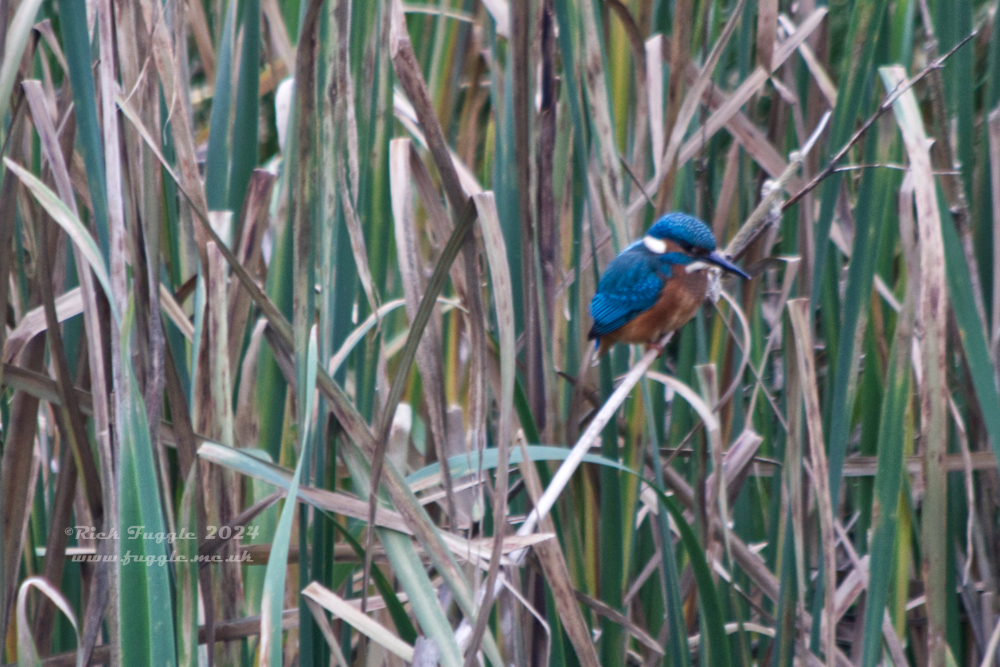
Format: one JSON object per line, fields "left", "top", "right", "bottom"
{"left": 645, "top": 333, "right": 673, "bottom": 356}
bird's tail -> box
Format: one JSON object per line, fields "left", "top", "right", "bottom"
{"left": 566, "top": 341, "right": 596, "bottom": 445}
{"left": 588, "top": 338, "right": 608, "bottom": 367}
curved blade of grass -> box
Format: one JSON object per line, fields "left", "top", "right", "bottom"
{"left": 260, "top": 325, "right": 317, "bottom": 667}
{"left": 3, "top": 159, "right": 118, "bottom": 324}
{"left": 328, "top": 299, "right": 405, "bottom": 375}
{"left": 16, "top": 577, "right": 84, "bottom": 667}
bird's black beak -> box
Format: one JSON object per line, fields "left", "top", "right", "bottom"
{"left": 707, "top": 251, "right": 750, "bottom": 280}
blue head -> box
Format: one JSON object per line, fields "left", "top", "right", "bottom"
{"left": 641, "top": 212, "right": 749, "bottom": 279}
{"left": 647, "top": 212, "right": 717, "bottom": 252}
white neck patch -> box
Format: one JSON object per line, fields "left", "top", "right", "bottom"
{"left": 642, "top": 235, "right": 668, "bottom": 254}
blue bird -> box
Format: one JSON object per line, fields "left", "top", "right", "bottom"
{"left": 588, "top": 212, "right": 750, "bottom": 358}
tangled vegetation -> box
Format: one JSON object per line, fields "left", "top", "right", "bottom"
{"left": 2, "top": 0, "right": 1000, "bottom": 666}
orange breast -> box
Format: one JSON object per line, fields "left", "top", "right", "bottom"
{"left": 596, "top": 268, "right": 708, "bottom": 356}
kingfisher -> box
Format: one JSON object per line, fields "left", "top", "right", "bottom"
{"left": 588, "top": 212, "right": 750, "bottom": 358}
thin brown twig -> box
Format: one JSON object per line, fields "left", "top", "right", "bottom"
{"left": 619, "top": 152, "right": 656, "bottom": 211}
{"left": 783, "top": 29, "right": 976, "bottom": 212}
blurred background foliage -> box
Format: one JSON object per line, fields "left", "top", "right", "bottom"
{"left": 1, "top": 0, "right": 1000, "bottom": 665}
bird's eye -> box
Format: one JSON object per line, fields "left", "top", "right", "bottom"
{"left": 680, "top": 242, "right": 693, "bottom": 253}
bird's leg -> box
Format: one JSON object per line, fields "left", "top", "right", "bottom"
{"left": 646, "top": 340, "right": 666, "bottom": 356}
{"left": 646, "top": 333, "right": 673, "bottom": 355}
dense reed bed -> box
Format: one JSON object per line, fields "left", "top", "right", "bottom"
{"left": 1, "top": 0, "right": 1000, "bottom": 665}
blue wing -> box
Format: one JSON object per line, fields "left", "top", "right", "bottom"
{"left": 588, "top": 250, "right": 668, "bottom": 338}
